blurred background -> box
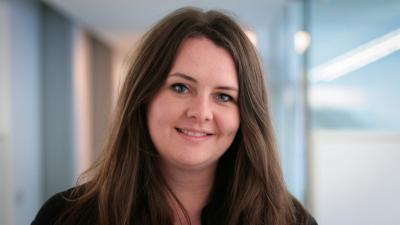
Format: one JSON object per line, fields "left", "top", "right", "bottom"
{"left": 0, "top": 0, "right": 399, "bottom": 224}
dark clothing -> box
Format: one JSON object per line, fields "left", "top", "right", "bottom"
{"left": 31, "top": 188, "right": 77, "bottom": 225}
{"left": 32, "top": 188, "right": 318, "bottom": 225}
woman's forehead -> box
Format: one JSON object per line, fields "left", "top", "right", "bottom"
{"left": 169, "top": 37, "right": 238, "bottom": 89}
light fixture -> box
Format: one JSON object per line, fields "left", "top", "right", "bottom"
{"left": 245, "top": 30, "right": 258, "bottom": 47}
{"left": 294, "top": 30, "right": 311, "bottom": 54}
{"left": 310, "top": 28, "right": 400, "bottom": 83}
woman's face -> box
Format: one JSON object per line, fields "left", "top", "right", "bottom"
{"left": 147, "top": 37, "right": 240, "bottom": 171}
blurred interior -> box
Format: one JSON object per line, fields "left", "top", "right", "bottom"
{"left": 0, "top": 0, "right": 399, "bottom": 224}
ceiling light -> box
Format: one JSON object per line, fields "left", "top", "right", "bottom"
{"left": 310, "top": 29, "right": 400, "bottom": 83}
{"left": 294, "top": 30, "right": 311, "bottom": 54}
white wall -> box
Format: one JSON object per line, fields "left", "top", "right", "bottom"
{"left": 90, "top": 37, "right": 113, "bottom": 158}
{"left": 72, "top": 27, "right": 93, "bottom": 180}
{"left": 1, "top": 2, "right": 116, "bottom": 224}
{"left": 10, "top": 1, "right": 42, "bottom": 224}
{"left": 311, "top": 131, "right": 400, "bottom": 225}
{"left": 0, "top": 2, "right": 13, "bottom": 224}
{"left": 41, "top": 4, "right": 78, "bottom": 200}
{"left": 0, "top": 1, "right": 42, "bottom": 225}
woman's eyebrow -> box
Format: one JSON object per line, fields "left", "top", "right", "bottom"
{"left": 169, "top": 72, "right": 197, "bottom": 83}
{"left": 215, "top": 86, "right": 238, "bottom": 92}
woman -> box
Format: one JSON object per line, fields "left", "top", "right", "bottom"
{"left": 32, "top": 7, "right": 317, "bottom": 225}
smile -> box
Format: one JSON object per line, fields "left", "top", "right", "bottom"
{"left": 175, "top": 128, "right": 214, "bottom": 137}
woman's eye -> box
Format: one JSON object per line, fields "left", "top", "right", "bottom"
{"left": 171, "top": 83, "right": 189, "bottom": 94}
{"left": 216, "top": 93, "right": 233, "bottom": 103}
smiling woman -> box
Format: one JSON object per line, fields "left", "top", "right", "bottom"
{"left": 31, "top": 7, "right": 317, "bottom": 225}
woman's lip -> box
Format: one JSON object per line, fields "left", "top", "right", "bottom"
{"left": 175, "top": 128, "right": 214, "bottom": 140}
{"left": 175, "top": 127, "right": 214, "bottom": 135}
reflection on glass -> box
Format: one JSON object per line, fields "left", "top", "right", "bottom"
{"left": 308, "top": 1, "right": 400, "bottom": 225}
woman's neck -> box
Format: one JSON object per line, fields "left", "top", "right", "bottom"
{"left": 162, "top": 164, "right": 216, "bottom": 225}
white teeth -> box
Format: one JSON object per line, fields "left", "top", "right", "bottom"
{"left": 179, "top": 128, "right": 208, "bottom": 137}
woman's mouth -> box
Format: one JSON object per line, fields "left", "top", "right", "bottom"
{"left": 175, "top": 128, "right": 213, "bottom": 138}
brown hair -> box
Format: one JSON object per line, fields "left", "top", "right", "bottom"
{"left": 58, "top": 7, "right": 312, "bottom": 225}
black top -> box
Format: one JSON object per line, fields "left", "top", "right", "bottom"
{"left": 32, "top": 188, "right": 318, "bottom": 225}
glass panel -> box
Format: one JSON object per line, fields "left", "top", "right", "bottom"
{"left": 308, "top": 1, "right": 400, "bottom": 225}
{"left": 309, "top": 0, "right": 400, "bottom": 131}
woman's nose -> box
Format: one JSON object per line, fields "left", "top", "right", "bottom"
{"left": 185, "top": 95, "right": 213, "bottom": 122}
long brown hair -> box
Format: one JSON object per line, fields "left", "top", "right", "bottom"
{"left": 58, "top": 7, "right": 312, "bottom": 225}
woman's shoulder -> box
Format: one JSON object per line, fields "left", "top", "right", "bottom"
{"left": 291, "top": 196, "right": 318, "bottom": 225}
{"left": 306, "top": 215, "right": 318, "bottom": 225}
{"left": 31, "top": 187, "right": 77, "bottom": 225}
